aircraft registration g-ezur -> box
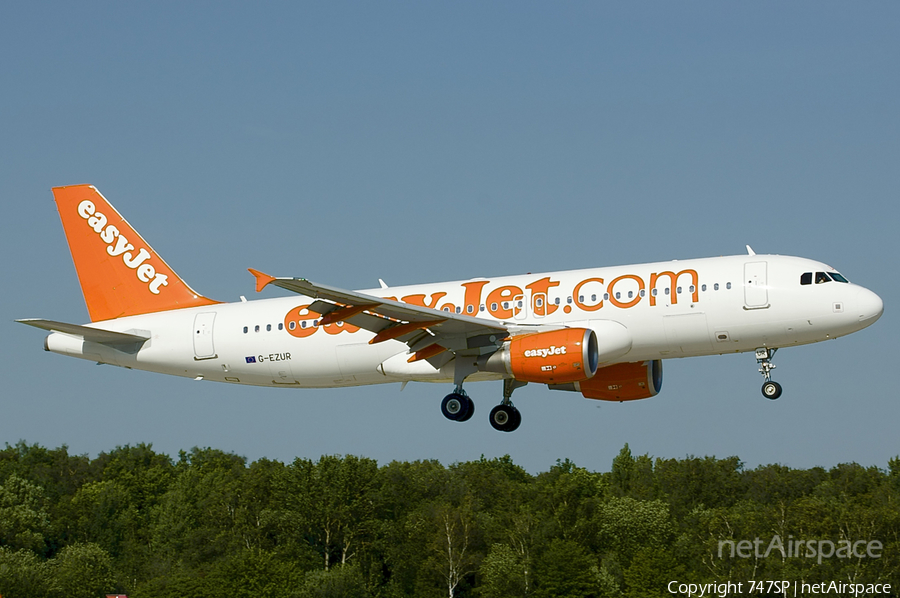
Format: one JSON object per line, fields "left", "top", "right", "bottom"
{"left": 19, "top": 185, "right": 884, "bottom": 432}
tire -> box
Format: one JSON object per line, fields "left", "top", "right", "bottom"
{"left": 762, "top": 381, "right": 783, "bottom": 400}
{"left": 458, "top": 396, "right": 475, "bottom": 422}
{"left": 489, "top": 405, "right": 520, "bottom": 432}
{"left": 507, "top": 407, "right": 522, "bottom": 431}
{"left": 441, "top": 393, "right": 470, "bottom": 421}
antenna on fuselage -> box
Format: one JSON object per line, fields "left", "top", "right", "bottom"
{"left": 746, "top": 245, "right": 756, "bottom": 256}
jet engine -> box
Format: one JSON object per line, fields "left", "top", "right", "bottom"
{"left": 478, "top": 328, "right": 599, "bottom": 384}
{"left": 550, "top": 360, "right": 663, "bottom": 401}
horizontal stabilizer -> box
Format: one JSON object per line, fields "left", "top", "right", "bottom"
{"left": 16, "top": 319, "right": 150, "bottom": 346}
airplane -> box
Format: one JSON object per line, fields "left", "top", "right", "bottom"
{"left": 18, "top": 185, "right": 884, "bottom": 432}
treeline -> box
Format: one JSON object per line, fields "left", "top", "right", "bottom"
{"left": 0, "top": 441, "right": 898, "bottom": 598}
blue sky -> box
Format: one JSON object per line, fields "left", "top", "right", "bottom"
{"left": 2, "top": 2, "right": 897, "bottom": 473}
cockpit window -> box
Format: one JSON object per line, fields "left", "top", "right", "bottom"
{"left": 830, "top": 272, "right": 849, "bottom": 283}
{"left": 800, "top": 272, "right": 812, "bottom": 285}
{"left": 815, "top": 272, "right": 831, "bottom": 284}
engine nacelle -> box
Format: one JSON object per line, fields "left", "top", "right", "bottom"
{"left": 478, "top": 328, "right": 599, "bottom": 384}
{"left": 551, "top": 360, "right": 663, "bottom": 401}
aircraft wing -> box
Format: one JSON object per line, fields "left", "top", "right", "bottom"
{"left": 249, "top": 269, "right": 512, "bottom": 358}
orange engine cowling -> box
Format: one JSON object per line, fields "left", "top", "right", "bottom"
{"left": 551, "top": 360, "right": 663, "bottom": 401}
{"left": 478, "top": 328, "right": 599, "bottom": 384}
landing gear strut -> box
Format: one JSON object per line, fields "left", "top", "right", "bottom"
{"left": 756, "top": 348, "right": 783, "bottom": 400}
{"left": 489, "top": 379, "right": 526, "bottom": 432}
{"left": 441, "top": 386, "right": 475, "bottom": 421}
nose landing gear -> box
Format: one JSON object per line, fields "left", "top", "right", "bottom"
{"left": 756, "top": 348, "right": 783, "bottom": 400}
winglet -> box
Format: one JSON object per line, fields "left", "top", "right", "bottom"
{"left": 248, "top": 268, "right": 277, "bottom": 293}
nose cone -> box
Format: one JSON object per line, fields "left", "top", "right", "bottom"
{"left": 856, "top": 287, "right": 884, "bottom": 326}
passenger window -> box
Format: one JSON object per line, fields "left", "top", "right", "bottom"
{"left": 289, "top": 321, "right": 296, "bottom": 330}
{"left": 243, "top": 326, "right": 248, "bottom": 334}
{"left": 591, "top": 294, "right": 596, "bottom": 302}
{"left": 676, "top": 286, "right": 682, "bottom": 294}
{"left": 639, "top": 289, "right": 645, "bottom": 297}
{"left": 254, "top": 325, "right": 260, "bottom": 332}
{"left": 278, "top": 323, "right": 283, "bottom": 330}
{"left": 466, "top": 305, "right": 474, "bottom": 313}
{"left": 266, "top": 324, "right": 272, "bottom": 332}
{"left": 815, "top": 272, "right": 831, "bottom": 284}
{"left": 651, "top": 289, "right": 658, "bottom": 297}
{"left": 714, "top": 283, "right": 719, "bottom": 291}
{"left": 726, "top": 282, "right": 732, "bottom": 290}
{"left": 665, "top": 288, "right": 670, "bottom": 295}
{"left": 554, "top": 298, "right": 560, "bottom": 305}
{"left": 801, "top": 272, "right": 812, "bottom": 285}
{"left": 491, "top": 303, "right": 498, "bottom": 311}
{"left": 480, "top": 304, "right": 486, "bottom": 312}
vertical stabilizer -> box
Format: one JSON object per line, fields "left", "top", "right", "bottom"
{"left": 53, "top": 185, "right": 219, "bottom": 322}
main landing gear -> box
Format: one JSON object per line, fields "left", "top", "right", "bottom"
{"left": 440, "top": 379, "right": 527, "bottom": 432}
{"left": 441, "top": 387, "right": 475, "bottom": 422}
{"left": 756, "top": 347, "right": 783, "bottom": 400}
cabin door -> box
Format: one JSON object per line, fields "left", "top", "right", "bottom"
{"left": 744, "top": 262, "right": 769, "bottom": 309}
{"left": 193, "top": 312, "right": 217, "bottom": 360}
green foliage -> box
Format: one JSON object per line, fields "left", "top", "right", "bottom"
{"left": 532, "top": 538, "right": 599, "bottom": 598}
{"left": 0, "top": 442, "right": 898, "bottom": 597}
{"left": 50, "top": 542, "right": 118, "bottom": 598}
{"left": 296, "top": 562, "right": 370, "bottom": 598}
{"left": 0, "top": 547, "right": 54, "bottom": 598}
{"left": 479, "top": 543, "right": 527, "bottom": 598}
{"left": 0, "top": 474, "right": 49, "bottom": 553}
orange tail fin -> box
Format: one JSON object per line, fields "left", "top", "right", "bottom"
{"left": 53, "top": 185, "right": 219, "bottom": 322}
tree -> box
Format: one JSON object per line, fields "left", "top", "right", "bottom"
{"left": 532, "top": 538, "right": 599, "bottom": 598}
{"left": 296, "top": 562, "right": 371, "bottom": 598}
{"left": 286, "top": 455, "right": 379, "bottom": 570}
{"left": 594, "top": 496, "right": 675, "bottom": 569}
{"left": 50, "top": 542, "right": 118, "bottom": 598}
{"left": 479, "top": 543, "right": 527, "bottom": 598}
{"left": 0, "top": 547, "right": 54, "bottom": 598}
{"left": 0, "top": 474, "right": 49, "bottom": 553}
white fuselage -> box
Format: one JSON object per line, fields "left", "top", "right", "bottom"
{"left": 45, "top": 254, "right": 883, "bottom": 389}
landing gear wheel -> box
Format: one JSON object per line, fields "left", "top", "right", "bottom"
{"left": 489, "top": 404, "right": 521, "bottom": 432}
{"left": 458, "top": 396, "right": 475, "bottom": 422}
{"left": 762, "top": 381, "right": 783, "bottom": 400}
{"left": 441, "top": 393, "right": 473, "bottom": 421}
{"left": 509, "top": 407, "right": 521, "bottom": 431}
